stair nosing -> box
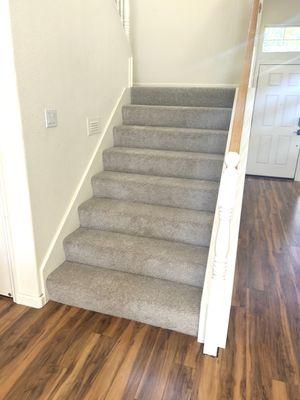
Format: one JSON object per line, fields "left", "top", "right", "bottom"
{"left": 123, "top": 104, "right": 232, "bottom": 111}
{"left": 103, "top": 146, "right": 224, "bottom": 160}
{"left": 64, "top": 226, "right": 210, "bottom": 250}
{"left": 79, "top": 196, "right": 215, "bottom": 217}
{"left": 64, "top": 228, "right": 209, "bottom": 288}
{"left": 114, "top": 124, "right": 229, "bottom": 134}
{"left": 92, "top": 171, "right": 220, "bottom": 188}
{"left": 64, "top": 258, "right": 202, "bottom": 287}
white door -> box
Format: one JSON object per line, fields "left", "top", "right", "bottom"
{"left": 0, "top": 195, "right": 12, "bottom": 297}
{"left": 247, "top": 64, "right": 300, "bottom": 178}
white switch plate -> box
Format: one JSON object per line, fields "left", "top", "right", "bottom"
{"left": 45, "top": 109, "right": 57, "bottom": 128}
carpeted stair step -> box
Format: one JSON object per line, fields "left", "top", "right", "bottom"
{"left": 103, "top": 147, "right": 224, "bottom": 181}
{"left": 113, "top": 125, "right": 227, "bottom": 154}
{"left": 64, "top": 228, "right": 208, "bottom": 287}
{"left": 47, "top": 261, "right": 201, "bottom": 336}
{"left": 131, "top": 86, "right": 235, "bottom": 108}
{"left": 122, "top": 105, "right": 232, "bottom": 130}
{"left": 92, "top": 171, "right": 219, "bottom": 212}
{"left": 79, "top": 198, "right": 214, "bottom": 247}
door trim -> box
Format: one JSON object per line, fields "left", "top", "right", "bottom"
{"left": 248, "top": 63, "right": 300, "bottom": 180}
{"left": 0, "top": 161, "right": 15, "bottom": 298}
{"left": 294, "top": 153, "right": 300, "bottom": 181}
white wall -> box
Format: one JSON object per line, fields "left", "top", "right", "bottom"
{"left": 0, "top": 0, "right": 42, "bottom": 306}
{"left": 9, "top": 0, "right": 131, "bottom": 268}
{"left": 261, "top": 0, "right": 300, "bottom": 27}
{"left": 2, "top": 0, "right": 131, "bottom": 303}
{"left": 130, "top": 0, "right": 252, "bottom": 86}
{"left": 41, "top": 87, "right": 130, "bottom": 289}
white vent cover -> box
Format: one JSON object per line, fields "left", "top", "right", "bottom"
{"left": 87, "top": 117, "right": 101, "bottom": 136}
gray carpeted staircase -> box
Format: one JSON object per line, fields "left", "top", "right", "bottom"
{"left": 47, "top": 87, "right": 235, "bottom": 336}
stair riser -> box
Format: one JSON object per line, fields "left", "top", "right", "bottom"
{"left": 113, "top": 127, "right": 227, "bottom": 154}
{"left": 103, "top": 151, "right": 223, "bottom": 181}
{"left": 92, "top": 176, "right": 218, "bottom": 212}
{"left": 123, "top": 106, "right": 232, "bottom": 130}
{"left": 47, "top": 262, "right": 200, "bottom": 336}
{"left": 131, "top": 87, "right": 235, "bottom": 108}
{"left": 79, "top": 207, "right": 213, "bottom": 247}
{"left": 64, "top": 242, "right": 205, "bottom": 288}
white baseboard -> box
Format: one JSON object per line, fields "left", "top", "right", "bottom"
{"left": 133, "top": 82, "right": 237, "bottom": 88}
{"left": 39, "top": 87, "right": 131, "bottom": 294}
{"left": 15, "top": 292, "right": 47, "bottom": 309}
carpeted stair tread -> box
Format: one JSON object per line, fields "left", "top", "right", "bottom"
{"left": 113, "top": 125, "right": 227, "bottom": 154}
{"left": 47, "top": 261, "right": 201, "bottom": 336}
{"left": 131, "top": 86, "right": 235, "bottom": 108}
{"left": 103, "top": 147, "right": 224, "bottom": 181}
{"left": 122, "top": 105, "right": 232, "bottom": 130}
{"left": 79, "top": 197, "right": 214, "bottom": 247}
{"left": 92, "top": 171, "right": 218, "bottom": 212}
{"left": 64, "top": 228, "right": 208, "bottom": 287}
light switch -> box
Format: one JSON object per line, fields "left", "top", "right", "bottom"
{"left": 45, "top": 109, "right": 57, "bottom": 128}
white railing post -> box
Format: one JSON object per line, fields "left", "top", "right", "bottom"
{"left": 115, "top": 0, "right": 132, "bottom": 88}
{"left": 203, "top": 153, "right": 239, "bottom": 356}
{"left": 123, "top": 0, "right": 130, "bottom": 39}
{"left": 115, "top": 0, "right": 130, "bottom": 39}
{"left": 199, "top": 0, "right": 263, "bottom": 357}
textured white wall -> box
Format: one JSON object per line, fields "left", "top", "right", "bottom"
{"left": 9, "top": 0, "right": 131, "bottom": 272}
{"left": 130, "top": 0, "right": 252, "bottom": 86}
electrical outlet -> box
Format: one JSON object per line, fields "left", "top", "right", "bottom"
{"left": 87, "top": 117, "right": 101, "bottom": 136}
{"left": 45, "top": 109, "right": 57, "bottom": 128}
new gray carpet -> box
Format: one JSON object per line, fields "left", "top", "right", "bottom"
{"left": 47, "top": 86, "right": 234, "bottom": 336}
{"left": 79, "top": 198, "right": 214, "bottom": 247}
{"left": 92, "top": 171, "right": 219, "bottom": 212}
{"left": 103, "top": 147, "right": 224, "bottom": 181}
{"left": 64, "top": 228, "right": 208, "bottom": 287}
{"left": 47, "top": 262, "right": 201, "bottom": 336}
{"left": 123, "top": 105, "right": 232, "bottom": 130}
{"left": 113, "top": 125, "right": 228, "bottom": 154}
{"left": 131, "top": 87, "right": 235, "bottom": 108}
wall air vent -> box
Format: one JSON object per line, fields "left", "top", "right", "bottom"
{"left": 87, "top": 117, "right": 101, "bottom": 136}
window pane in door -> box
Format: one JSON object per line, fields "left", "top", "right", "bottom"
{"left": 263, "top": 27, "right": 300, "bottom": 52}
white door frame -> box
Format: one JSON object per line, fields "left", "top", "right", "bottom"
{"left": 0, "top": 0, "right": 45, "bottom": 308}
{"left": 250, "top": 21, "right": 300, "bottom": 180}
{"left": 0, "top": 162, "right": 15, "bottom": 299}
{"left": 249, "top": 62, "right": 300, "bottom": 182}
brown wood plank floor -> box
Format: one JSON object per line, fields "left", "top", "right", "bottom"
{"left": 0, "top": 176, "right": 299, "bottom": 400}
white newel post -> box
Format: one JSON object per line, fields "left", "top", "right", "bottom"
{"left": 203, "top": 152, "right": 240, "bottom": 356}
